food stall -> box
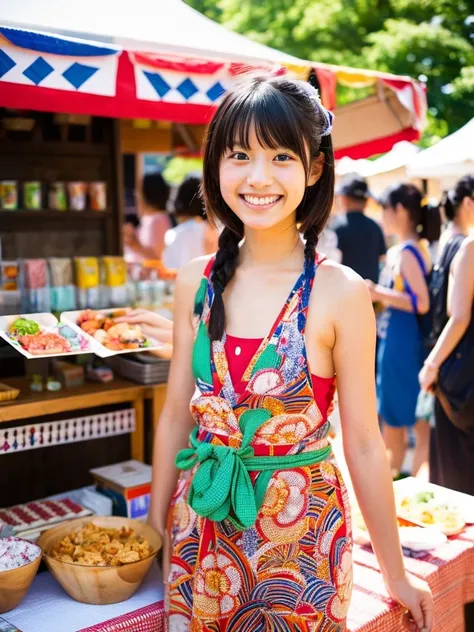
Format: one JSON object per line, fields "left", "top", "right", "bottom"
{"left": 4, "top": 3, "right": 472, "bottom": 632}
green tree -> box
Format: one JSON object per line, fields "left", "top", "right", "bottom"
{"left": 185, "top": 0, "right": 474, "bottom": 143}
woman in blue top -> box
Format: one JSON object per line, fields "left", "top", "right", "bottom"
{"left": 366, "top": 184, "right": 440, "bottom": 478}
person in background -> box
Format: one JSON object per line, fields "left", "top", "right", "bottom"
{"left": 332, "top": 174, "right": 386, "bottom": 282}
{"left": 123, "top": 172, "right": 172, "bottom": 261}
{"left": 419, "top": 174, "right": 474, "bottom": 495}
{"left": 366, "top": 184, "right": 440, "bottom": 479}
{"left": 162, "top": 175, "right": 219, "bottom": 270}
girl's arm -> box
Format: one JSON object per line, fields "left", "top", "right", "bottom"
{"left": 419, "top": 238, "right": 474, "bottom": 392}
{"left": 148, "top": 258, "right": 207, "bottom": 535}
{"left": 369, "top": 249, "right": 430, "bottom": 314}
{"left": 332, "top": 270, "right": 433, "bottom": 630}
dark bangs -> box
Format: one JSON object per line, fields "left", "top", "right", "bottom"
{"left": 217, "top": 83, "right": 312, "bottom": 176}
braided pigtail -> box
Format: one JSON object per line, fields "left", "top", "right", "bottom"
{"left": 208, "top": 226, "right": 243, "bottom": 341}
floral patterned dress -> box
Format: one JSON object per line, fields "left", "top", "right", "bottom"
{"left": 167, "top": 255, "right": 352, "bottom": 632}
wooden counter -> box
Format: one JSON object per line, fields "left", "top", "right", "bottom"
{"left": 0, "top": 377, "right": 168, "bottom": 461}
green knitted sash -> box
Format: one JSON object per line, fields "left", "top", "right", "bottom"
{"left": 175, "top": 416, "right": 332, "bottom": 530}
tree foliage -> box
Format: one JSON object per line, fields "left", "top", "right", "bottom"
{"left": 186, "top": 0, "right": 474, "bottom": 144}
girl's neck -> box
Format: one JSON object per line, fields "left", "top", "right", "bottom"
{"left": 398, "top": 227, "right": 419, "bottom": 243}
{"left": 450, "top": 218, "right": 469, "bottom": 236}
{"left": 239, "top": 217, "right": 303, "bottom": 269}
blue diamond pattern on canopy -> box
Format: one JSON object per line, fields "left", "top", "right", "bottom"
{"left": 177, "top": 78, "right": 199, "bottom": 100}
{"left": 0, "top": 49, "right": 15, "bottom": 79}
{"left": 23, "top": 57, "right": 54, "bottom": 85}
{"left": 143, "top": 71, "right": 171, "bottom": 98}
{"left": 207, "top": 81, "right": 226, "bottom": 102}
{"left": 63, "top": 62, "right": 99, "bottom": 89}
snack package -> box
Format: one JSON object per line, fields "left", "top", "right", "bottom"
{"left": 24, "top": 181, "right": 42, "bottom": 210}
{"left": 89, "top": 181, "right": 107, "bottom": 211}
{"left": 102, "top": 257, "right": 128, "bottom": 307}
{"left": 74, "top": 257, "right": 102, "bottom": 310}
{"left": 48, "top": 258, "right": 76, "bottom": 312}
{"left": 68, "top": 182, "right": 87, "bottom": 211}
{"left": 48, "top": 182, "right": 67, "bottom": 211}
{"left": 0, "top": 181, "right": 18, "bottom": 210}
{"left": 20, "top": 259, "right": 51, "bottom": 313}
{"left": 0, "top": 261, "right": 21, "bottom": 315}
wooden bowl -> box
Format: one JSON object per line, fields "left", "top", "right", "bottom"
{"left": 0, "top": 550, "right": 41, "bottom": 613}
{"left": 38, "top": 516, "right": 162, "bottom": 605}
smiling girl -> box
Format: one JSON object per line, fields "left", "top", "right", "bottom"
{"left": 149, "top": 75, "right": 433, "bottom": 632}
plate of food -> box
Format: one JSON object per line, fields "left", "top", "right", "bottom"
{"left": 0, "top": 314, "right": 93, "bottom": 359}
{"left": 61, "top": 309, "right": 165, "bottom": 358}
{"left": 352, "top": 503, "right": 448, "bottom": 551}
{"left": 394, "top": 478, "right": 468, "bottom": 536}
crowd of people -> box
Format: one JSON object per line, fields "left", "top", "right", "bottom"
{"left": 123, "top": 172, "right": 218, "bottom": 266}
{"left": 332, "top": 173, "right": 474, "bottom": 495}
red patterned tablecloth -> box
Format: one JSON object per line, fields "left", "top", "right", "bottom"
{"left": 82, "top": 526, "right": 474, "bottom": 632}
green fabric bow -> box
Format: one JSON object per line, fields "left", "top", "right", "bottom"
{"left": 175, "top": 409, "right": 332, "bottom": 530}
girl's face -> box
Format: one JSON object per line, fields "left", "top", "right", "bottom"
{"left": 219, "top": 127, "right": 319, "bottom": 232}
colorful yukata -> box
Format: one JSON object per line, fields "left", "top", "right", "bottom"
{"left": 167, "top": 254, "right": 352, "bottom": 632}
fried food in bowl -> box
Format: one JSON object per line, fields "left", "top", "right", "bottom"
{"left": 51, "top": 522, "right": 152, "bottom": 567}
{"left": 38, "top": 517, "right": 162, "bottom": 605}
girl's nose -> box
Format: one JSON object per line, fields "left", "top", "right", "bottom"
{"left": 246, "top": 159, "right": 273, "bottom": 189}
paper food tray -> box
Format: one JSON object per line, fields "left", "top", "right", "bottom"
{"left": 61, "top": 309, "right": 165, "bottom": 358}
{"left": 0, "top": 313, "right": 96, "bottom": 359}
{"left": 394, "top": 477, "right": 474, "bottom": 524}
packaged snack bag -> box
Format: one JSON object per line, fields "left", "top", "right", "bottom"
{"left": 102, "top": 257, "right": 128, "bottom": 306}
{"left": 74, "top": 257, "right": 101, "bottom": 309}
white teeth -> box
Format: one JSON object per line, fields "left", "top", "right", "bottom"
{"left": 243, "top": 195, "right": 280, "bottom": 206}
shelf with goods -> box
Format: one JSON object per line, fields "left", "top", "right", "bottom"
{"left": 0, "top": 109, "right": 151, "bottom": 521}
{"left": 0, "top": 110, "right": 123, "bottom": 258}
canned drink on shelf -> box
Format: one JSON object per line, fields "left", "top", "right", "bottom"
{"left": 24, "top": 181, "right": 42, "bottom": 210}
{"left": 89, "top": 181, "right": 107, "bottom": 211}
{"left": 0, "top": 181, "right": 18, "bottom": 210}
{"left": 68, "top": 182, "right": 87, "bottom": 211}
{"left": 49, "top": 182, "right": 68, "bottom": 211}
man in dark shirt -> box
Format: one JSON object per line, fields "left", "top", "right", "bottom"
{"left": 331, "top": 175, "right": 386, "bottom": 283}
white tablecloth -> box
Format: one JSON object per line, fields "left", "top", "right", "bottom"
{"left": 5, "top": 564, "right": 163, "bottom": 632}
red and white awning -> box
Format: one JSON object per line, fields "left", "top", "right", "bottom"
{"left": 0, "top": 9, "right": 427, "bottom": 159}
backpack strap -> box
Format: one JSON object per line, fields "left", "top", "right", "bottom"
{"left": 399, "top": 243, "right": 428, "bottom": 314}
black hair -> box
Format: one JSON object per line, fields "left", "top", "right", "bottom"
{"left": 202, "top": 74, "right": 335, "bottom": 341}
{"left": 380, "top": 182, "right": 441, "bottom": 244}
{"left": 174, "top": 175, "right": 205, "bottom": 218}
{"left": 142, "top": 172, "right": 170, "bottom": 211}
{"left": 124, "top": 213, "right": 140, "bottom": 229}
{"left": 442, "top": 174, "right": 474, "bottom": 221}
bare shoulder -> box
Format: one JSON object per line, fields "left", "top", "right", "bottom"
{"left": 460, "top": 236, "right": 474, "bottom": 255}
{"left": 176, "top": 254, "right": 214, "bottom": 292}
{"left": 316, "top": 259, "right": 371, "bottom": 307}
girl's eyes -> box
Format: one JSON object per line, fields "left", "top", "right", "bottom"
{"left": 230, "top": 152, "right": 248, "bottom": 160}
{"left": 228, "top": 152, "right": 294, "bottom": 162}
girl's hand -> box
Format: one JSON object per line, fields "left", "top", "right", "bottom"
{"left": 418, "top": 363, "right": 438, "bottom": 393}
{"left": 386, "top": 575, "right": 434, "bottom": 631}
{"left": 365, "top": 279, "right": 380, "bottom": 302}
{"left": 114, "top": 309, "right": 173, "bottom": 359}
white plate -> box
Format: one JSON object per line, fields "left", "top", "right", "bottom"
{"left": 394, "top": 477, "right": 472, "bottom": 532}
{"left": 61, "top": 309, "right": 165, "bottom": 358}
{"left": 0, "top": 313, "right": 95, "bottom": 359}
